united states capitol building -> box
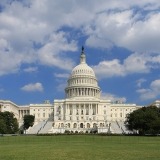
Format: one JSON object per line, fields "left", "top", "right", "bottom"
{"left": 1, "top": 47, "right": 155, "bottom": 134}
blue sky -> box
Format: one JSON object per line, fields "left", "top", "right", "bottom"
{"left": 0, "top": 0, "right": 160, "bottom": 106}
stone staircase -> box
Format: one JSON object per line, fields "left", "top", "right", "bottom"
{"left": 27, "top": 121, "right": 46, "bottom": 134}
{"left": 117, "top": 121, "right": 130, "bottom": 134}
{"left": 110, "top": 121, "right": 123, "bottom": 134}
{"left": 39, "top": 121, "right": 53, "bottom": 134}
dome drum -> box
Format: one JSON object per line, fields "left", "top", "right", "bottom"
{"left": 67, "top": 77, "right": 98, "bottom": 87}
{"left": 65, "top": 87, "right": 100, "bottom": 98}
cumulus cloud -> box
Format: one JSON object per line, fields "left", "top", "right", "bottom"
{"left": 23, "top": 67, "right": 38, "bottom": 73}
{"left": 21, "top": 82, "right": 43, "bottom": 92}
{"left": 0, "top": 1, "right": 78, "bottom": 76}
{"left": 38, "top": 32, "right": 77, "bottom": 70}
{"left": 93, "top": 59, "right": 124, "bottom": 79}
{"left": 86, "top": 35, "right": 113, "bottom": 49}
{"left": 101, "top": 92, "right": 126, "bottom": 103}
{"left": 137, "top": 79, "right": 160, "bottom": 100}
{"left": 1, "top": 0, "right": 160, "bottom": 77}
{"left": 93, "top": 52, "right": 160, "bottom": 79}
{"left": 85, "top": 9, "right": 160, "bottom": 53}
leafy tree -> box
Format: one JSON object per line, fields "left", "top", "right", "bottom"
{"left": 125, "top": 106, "right": 160, "bottom": 135}
{"left": 0, "top": 118, "right": 7, "bottom": 134}
{"left": 23, "top": 115, "right": 35, "bottom": 130}
{"left": 0, "top": 111, "right": 19, "bottom": 134}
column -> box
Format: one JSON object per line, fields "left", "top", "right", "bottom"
{"left": 84, "top": 104, "right": 86, "bottom": 115}
{"left": 89, "top": 104, "right": 92, "bottom": 116}
{"left": 66, "top": 104, "right": 68, "bottom": 115}
{"left": 94, "top": 105, "right": 96, "bottom": 115}
{"left": 78, "top": 104, "right": 80, "bottom": 116}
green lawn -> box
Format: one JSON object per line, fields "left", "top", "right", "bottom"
{"left": 0, "top": 135, "right": 160, "bottom": 160}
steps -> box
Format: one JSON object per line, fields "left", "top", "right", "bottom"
{"left": 27, "top": 121, "right": 46, "bottom": 134}
{"left": 39, "top": 121, "right": 53, "bottom": 134}
{"left": 110, "top": 121, "right": 123, "bottom": 134}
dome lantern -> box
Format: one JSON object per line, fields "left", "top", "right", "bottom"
{"left": 80, "top": 46, "right": 86, "bottom": 64}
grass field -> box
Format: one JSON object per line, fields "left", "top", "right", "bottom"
{"left": 0, "top": 135, "right": 160, "bottom": 160}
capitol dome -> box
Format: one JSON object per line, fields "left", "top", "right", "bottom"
{"left": 71, "top": 63, "right": 95, "bottom": 77}
{"left": 65, "top": 47, "right": 101, "bottom": 99}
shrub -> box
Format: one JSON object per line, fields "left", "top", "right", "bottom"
{"left": 64, "top": 130, "right": 70, "bottom": 134}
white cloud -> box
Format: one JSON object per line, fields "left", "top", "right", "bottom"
{"left": 0, "top": 39, "right": 19, "bottom": 75}
{"left": 0, "top": 0, "right": 160, "bottom": 77}
{"left": 0, "top": 1, "right": 79, "bottom": 76}
{"left": 93, "top": 59, "right": 124, "bottom": 79}
{"left": 38, "top": 32, "right": 77, "bottom": 70}
{"left": 93, "top": 52, "right": 160, "bottom": 79}
{"left": 101, "top": 92, "right": 126, "bottom": 103}
{"left": 23, "top": 67, "right": 38, "bottom": 73}
{"left": 86, "top": 35, "right": 113, "bottom": 49}
{"left": 21, "top": 82, "right": 43, "bottom": 92}
{"left": 85, "top": 9, "right": 160, "bottom": 53}
{"left": 137, "top": 79, "right": 160, "bottom": 100}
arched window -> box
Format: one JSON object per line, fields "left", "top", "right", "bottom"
{"left": 86, "top": 106, "right": 89, "bottom": 115}
{"left": 93, "top": 123, "right": 97, "bottom": 128}
{"left": 80, "top": 123, "right": 83, "bottom": 128}
{"left": 73, "top": 123, "right": 77, "bottom": 128}
{"left": 87, "top": 123, "right": 90, "bottom": 128}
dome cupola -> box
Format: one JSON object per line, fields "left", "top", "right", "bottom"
{"left": 65, "top": 47, "right": 101, "bottom": 99}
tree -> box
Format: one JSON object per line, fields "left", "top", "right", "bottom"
{"left": 125, "top": 106, "right": 160, "bottom": 135}
{"left": 0, "top": 118, "right": 7, "bottom": 134}
{"left": 23, "top": 115, "right": 35, "bottom": 130}
{"left": 0, "top": 111, "right": 19, "bottom": 134}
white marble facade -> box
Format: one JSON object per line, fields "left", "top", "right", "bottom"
{"left": 0, "top": 48, "right": 144, "bottom": 133}
{"left": 51, "top": 48, "right": 139, "bottom": 133}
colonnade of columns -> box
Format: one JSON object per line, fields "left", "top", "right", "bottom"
{"left": 67, "top": 77, "right": 97, "bottom": 86}
{"left": 65, "top": 87, "right": 100, "bottom": 98}
{"left": 65, "top": 103, "right": 98, "bottom": 117}
{"left": 18, "top": 109, "right": 30, "bottom": 119}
